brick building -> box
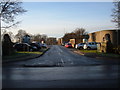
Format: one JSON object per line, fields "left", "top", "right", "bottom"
{"left": 88, "top": 30, "right": 120, "bottom": 46}
{"left": 46, "top": 37, "right": 57, "bottom": 45}
{"left": 58, "top": 38, "right": 63, "bottom": 45}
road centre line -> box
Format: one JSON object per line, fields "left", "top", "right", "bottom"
{"left": 61, "top": 58, "right": 64, "bottom": 65}
{"left": 68, "top": 58, "right": 74, "bottom": 65}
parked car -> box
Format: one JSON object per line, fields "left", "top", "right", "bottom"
{"left": 61, "top": 43, "right": 65, "bottom": 46}
{"left": 83, "top": 42, "right": 97, "bottom": 50}
{"left": 30, "top": 43, "right": 41, "bottom": 51}
{"left": 40, "top": 43, "right": 47, "bottom": 48}
{"left": 65, "top": 43, "right": 72, "bottom": 48}
{"left": 75, "top": 43, "right": 85, "bottom": 49}
{"left": 13, "top": 43, "right": 37, "bottom": 51}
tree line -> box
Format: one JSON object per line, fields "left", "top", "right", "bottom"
{"left": 62, "top": 28, "right": 88, "bottom": 44}
{"left": 1, "top": 29, "right": 57, "bottom": 56}
{"left": 2, "top": 29, "right": 49, "bottom": 44}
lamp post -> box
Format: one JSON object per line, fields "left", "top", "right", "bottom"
{"left": 0, "top": 8, "right": 2, "bottom": 90}
{"left": 0, "top": 13, "right": 2, "bottom": 59}
{"left": 117, "top": 29, "right": 119, "bottom": 50}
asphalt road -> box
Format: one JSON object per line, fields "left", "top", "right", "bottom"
{"left": 2, "top": 45, "right": 119, "bottom": 88}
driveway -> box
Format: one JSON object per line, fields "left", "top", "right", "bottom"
{"left": 2, "top": 45, "right": 119, "bottom": 88}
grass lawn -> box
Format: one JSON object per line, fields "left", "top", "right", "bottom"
{"left": 17, "top": 51, "right": 43, "bottom": 54}
{"left": 2, "top": 51, "right": 43, "bottom": 62}
{"left": 2, "top": 47, "right": 49, "bottom": 61}
{"left": 79, "top": 50, "right": 120, "bottom": 58}
{"left": 79, "top": 50, "right": 97, "bottom": 53}
{"left": 2, "top": 47, "right": 50, "bottom": 63}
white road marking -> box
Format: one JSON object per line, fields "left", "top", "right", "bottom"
{"left": 68, "top": 58, "right": 74, "bottom": 65}
{"left": 57, "top": 46, "right": 63, "bottom": 53}
{"left": 58, "top": 52, "right": 61, "bottom": 55}
{"left": 61, "top": 58, "right": 64, "bottom": 65}
{"left": 57, "top": 63, "right": 60, "bottom": 66}
{"left": 68, "top": 59, "right": 71, "bottom": 61}
{"left": 71, "top": 62, "right": 74, "bottom": 64}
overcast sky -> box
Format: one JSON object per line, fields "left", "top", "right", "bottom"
{"left": 12, "top": 2, "right": 116, "bottom": 38}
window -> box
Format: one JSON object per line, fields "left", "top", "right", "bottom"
{"left": 92, "top": 43, "right": 94, "bottom": 45}
{"left": 89, "top": 43, "right": 91, "bottom": 45}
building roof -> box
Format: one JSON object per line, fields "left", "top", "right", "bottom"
{"left": 89, "top": 29, "right": 119, "bottom": 34}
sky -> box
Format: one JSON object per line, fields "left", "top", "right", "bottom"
{"left": 12, "top": 1, "right": 116, "bottom": 38}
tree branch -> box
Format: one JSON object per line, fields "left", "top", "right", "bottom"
{"left": 1, "top": 21, "right": 21, "bottom": 29}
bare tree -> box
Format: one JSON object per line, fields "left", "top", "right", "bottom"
{"left": 73, "top": 28, "right": 87, "bottom": 36}
{"left": 0, "top": 0, "right": 26, "bottom": 56}
{"left": 62, "top": 28, "right": 88, "bottom": 44}
{"left": 32, "top": 34, "right": 42, "bottom": 42}
{"left": 111, "top": 0, "right": 120, "bottom": 53}
{"left": 41, "top": 34, "right": 48, "bottom": 43}
{"left": 73, "top": 28, "right": 87, "bottom": 43}
{"left": 0, "top": 0, "right": 27, "bottom": 29}
{"left": 15, "top": 29, "right": 27, "bottom": 43}
{"left": 112, "top": 0, "right": 120, "bottom": 28}
{"left": 62, "top": 32, "right": 77, "bottom": 43}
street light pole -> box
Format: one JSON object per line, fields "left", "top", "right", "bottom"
{"left": 117, "top": 29, "right": 119, "bottom": 50}
{"left": 0, "top": 13, "right": 2, "bottom": 59}
{"left": 0, "top": 7, "right": 2, "bottom": 90}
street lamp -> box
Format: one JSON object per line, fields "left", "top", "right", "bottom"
{"left": 117, "top": 29, "right": 119, "bottom": 51}
{"left": 0, "top": 8, "right": 2, "bottom": 90}
{"left": 0, "top": 13, "right": 2, "bottom": 58}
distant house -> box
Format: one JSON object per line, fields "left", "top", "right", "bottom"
{"left": 22, "top": 34, "right": 31, "bottom": 44}
{"left": 69, "top": 39, "right": 75, "bottom": 47}
{"left": 46, "top": 37, "right": 57, "bottom": 45}
{"left": 58, "top": 38, "right": 63, "bottom": 45}
{"left": 88, "top": 30, "right": 120, "bottom": 46}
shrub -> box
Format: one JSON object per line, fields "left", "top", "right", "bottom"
{"left": 2, "top": 34, "right": 15, "bottom": 56}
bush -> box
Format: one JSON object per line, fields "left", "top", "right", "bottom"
{"left": 113, "top": 45, "right": 120, "bottom": 54}
{"left": 2, "top": 34, "right": 15, "bottom": 56}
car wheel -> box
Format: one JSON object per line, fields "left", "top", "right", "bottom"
{"left": 79, "top": 47, "right": 83, "bottom": 50}
{"left": 87, "top": 47, "right": 91, "bottom": 50}
{"left": 30, "top": 49, "right": 33, "bottom": 52}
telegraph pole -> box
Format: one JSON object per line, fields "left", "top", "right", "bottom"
{"left": 64, "top": 28, "right": 65, "bottom": 35}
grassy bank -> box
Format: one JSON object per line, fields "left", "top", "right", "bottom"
{"left": 79, "top": 50, "right": 97, "bottom": 53}
{"left": 2, "top": 48, "right": 49, "bottom": 63}
{"left": 2, "top": 51, "right": 43, "bottom": 62}
{"left": 79, "top": 50, "right": 120, "bottom": 58}
{"left": 17, "top": 51, "right": 43, "bottom": 54}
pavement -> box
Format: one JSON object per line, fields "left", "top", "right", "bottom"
{"left": 2, "top": 45, "right": 120, "bottom": 88}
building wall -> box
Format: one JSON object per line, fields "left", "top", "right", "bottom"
{"left": 58, "top": 38, "right": 63, "bottom": 45}
{"left": 69, "top": 39, "right": 75, "bottom": 47}
{"left": 47, "top": 37, "right": 57, "bottom": 45}
{"left": 88, "top": 30, "right": 120, "bottom": 46}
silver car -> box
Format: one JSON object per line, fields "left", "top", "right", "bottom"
{"left": 83, "top": 42, "right": 97, "bottom": 50}
{"left": 75, "top": 43, "right": 85, "bottom": 49}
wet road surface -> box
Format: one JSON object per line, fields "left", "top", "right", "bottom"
{"left": 2, "top": 45, "right": 119, "bottom": 88}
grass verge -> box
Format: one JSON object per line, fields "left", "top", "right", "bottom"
{"left": 79, "top": 50, "right": 97, "bottom": 53}
{"left": 79, "top": 50, "right": 120, "bottom": 58}
{"left": 2, "top": 48, "right": 49, "bottom": 63}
